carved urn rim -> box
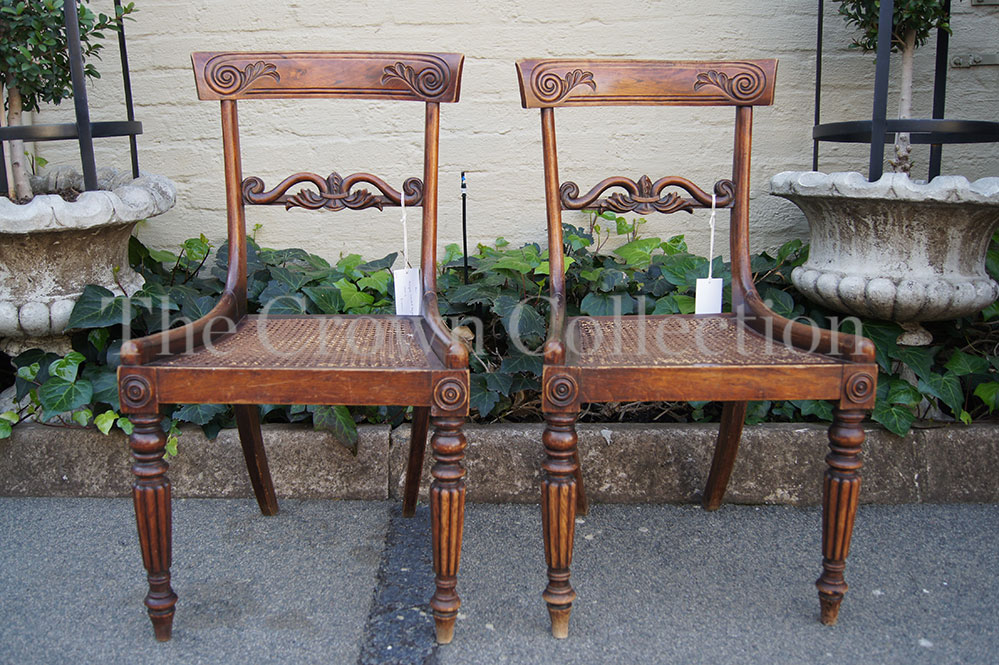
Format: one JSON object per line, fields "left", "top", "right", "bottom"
{"left": 0, "top": 166, "right": 177, "bottom": 234}
{"left": 770, "top": 171, "right": 999, "bottom": 206}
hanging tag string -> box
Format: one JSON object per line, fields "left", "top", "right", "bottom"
{"left": 707, "top": 193, "right": 717, "bottom": 280}
{"left": 400, "top": 183, "right": 410, "bottom": 268}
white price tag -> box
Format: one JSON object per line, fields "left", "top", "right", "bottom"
{"left": 394, "top": 267, "right": 422, "bottom": 315}
{"left": 695, "top": 277, "right": 723, "bottom": 314}
{"left": 695, "top": 192, "right": 722, "bottom": 315}
{"left": 393, "top": 180, "right": 421, "bottom": 315}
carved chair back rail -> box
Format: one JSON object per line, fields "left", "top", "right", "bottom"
{"left": 517, "top": 57, "right": 878, "bottom": 640}
{"left": 118, "top": 51, "right": 469, "bottom": 645}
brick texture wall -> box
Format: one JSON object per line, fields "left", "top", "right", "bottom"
{"left": 31, "top": 0, "right": 999, "bottom": 265}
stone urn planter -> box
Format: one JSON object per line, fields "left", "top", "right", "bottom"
{"left": 0, "top": 167, "right": 175, "bottom": 353}
{"left": 771, "top": 171, "right": 999, "bottom": 344}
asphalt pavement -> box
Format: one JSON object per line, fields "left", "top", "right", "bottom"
{"left": 1, "top": 498, "right": 997, "bottom": 664}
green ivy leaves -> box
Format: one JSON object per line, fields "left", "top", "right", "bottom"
{"left": 5, "top": 220, "right": 998, "bottom": 447}
{"left": 66, "top": 285, "right": 130, "bottom": 329}
{"left": 0, "top": 1, "right": 136, "bottom": 114}
{"left": 309, "top": 405, "right": 358, "bottom": 453}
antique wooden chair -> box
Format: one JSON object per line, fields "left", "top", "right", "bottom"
{"left": 118, "top": 51, "right": 470, "bottom": 644}
{"left": 515, "top": 58, "right": 878, "bottom": 638}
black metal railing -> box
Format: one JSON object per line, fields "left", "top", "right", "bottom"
{"left": 0, "top": 0, "right": 141, "bottom": 194}
{"left": 812, "top": 0, "right": 999, "bottom": 181}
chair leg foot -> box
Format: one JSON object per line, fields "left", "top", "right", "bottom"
{"left": 819, "top": 592, "right": 843, "bottom": 626}
{"left": 403, "top": 406, "right": 431, "bottom": 518}
{"left": 147, "top": 572, "right": 176, "bottom": 641}
{"left": 429, "top": 414, "right": 466, "bottom": 643}
{"left": 130, "top": 414, "right": 178, "bottom": 641}
{"left": 152, "top": 619, "right": 173, "bottom": 642}
{"left": 548, "top": 603, "right": 572, "bottom": 639}
{"left": 434, "top": 613, "right": 457, "bottom": 644}
{"left": 815, "top": 407, "right": 865, "bottom": 625}
{"left": 542, "top": 411, "right": 579, "bottom": 639}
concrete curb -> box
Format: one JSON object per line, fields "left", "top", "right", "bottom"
{"left": 2, "top": 421, "right": 996, "bottom": 504}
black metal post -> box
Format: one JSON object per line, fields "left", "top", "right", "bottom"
{"left": 867, "top": 0, "right": 894, "bottom": 181}
{"left": 812, "top": 0, "right": 824, "bottom": 171}
{"left": 0, "top": 141, "right": 8, "bottom": 196}
{"left": 114, "top": 0, "right": 140, "bottom": 178}
{"left": 928, "top": 0, "right": 951, "bottom": 181}
{"left": 461, "top": 171, "right": 469, "bottom": 285}
{"left": 812, "top": 0, "right": 997, "bottom": 172}
{"left": 64, "top": 0, "right": 98, "bottom": 191}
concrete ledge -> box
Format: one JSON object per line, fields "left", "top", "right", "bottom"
{"left": 0, "top": 423, "right": 389, "bottom": 500}
{"left": 389, "top": 422, "right": 991, "bottom": 505}
{"left": 2, "top": 421, "right": 997, "bottom": 504}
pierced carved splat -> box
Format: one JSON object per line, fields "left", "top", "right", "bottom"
{"left": 559, "top": 176, "right": 735, "bottom": 215}
{"left": 242, "top": 173, "right": 424, "bottom": 211}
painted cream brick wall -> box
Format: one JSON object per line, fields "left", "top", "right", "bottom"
{"left": 33, "top": 0, "right": 999, "bottom": 266}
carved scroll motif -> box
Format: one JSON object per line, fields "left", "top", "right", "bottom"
{"left": 532, "top": 69, "right": 597, "bottom": 104}
{"left": 381, "top": 60, "right": 450, "bottom": 98}
{"left": 207, "top": 60, "right": 280, "bottom": 95}
{"left": 242, "top": 172, "right": 424, "bottom": 211}
{"left": 693, "top": 63, "right": 766, "bottom": 103}
{"left": 559, "top": 176, "right": 735, "bottom": 215}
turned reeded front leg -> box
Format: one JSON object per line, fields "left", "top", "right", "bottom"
{"left": 429, "top": 414, "right": 467, "bottom": 644}
{"left": 817, "top": 407, "right": 865, "bottom": 626}
{"left": 130, "top": 414, "right": 177, "bottom": 641}
{"left": 542, "top": 411, "right": 579, "bottom": 639}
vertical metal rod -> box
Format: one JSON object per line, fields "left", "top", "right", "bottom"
{"left": 65, "top": 0, "right": 98, "bottom": 191}
{"left": 114, "top": 0, "right": 140, "bottom": 178}
{"left": 928, "top": 0, "right": 951, "bottom": 181}
{"left": 460, "top": 171, "right": 468, "bottom": 285}
{"left": 0, "top": 141, "right": 8, "bottom": 197}
{"left": 868, "top": 0, "right": 894, "bottom": 181}
{"left": 813, "top": 0, "right": 824, "bottom": 172}
{"left": 0, "top": 96, "right": 7, "bottom": 195}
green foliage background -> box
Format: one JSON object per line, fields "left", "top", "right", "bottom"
{"left": 0, "top": 1, "right": 134, "bottom": 112}
{"left": 4, "top": 212, "right": 999, "bottom": 452}
{"left": 835, "top": 0, "right": 950, "bottom": 53}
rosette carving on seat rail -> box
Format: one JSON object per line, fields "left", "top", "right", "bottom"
{"left": 559, "top": 176, "right": 735, "bottom": 215}
{"left": 242, "top": 172, "right": 424, "bottom": 211}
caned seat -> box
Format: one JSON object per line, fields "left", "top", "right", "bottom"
{"left": 152, "top": 317, "right": 438, "bottom": 369}
{"left": 571, "top": 315, "right": 839, "bottom": 368}
{"left": 119, "top": 52, "right": 470, "bottom": 644}
{"left": 516, "top": 57, "right": 878, "bottom": 638}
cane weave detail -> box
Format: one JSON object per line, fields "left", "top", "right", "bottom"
{"left": 152, "top": 316, "right": 438, "bottom": 369}
{"left": 571, "top": 315, "right": 840, "bottom": 367}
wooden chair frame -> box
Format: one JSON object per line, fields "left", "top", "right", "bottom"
{"left": 119, "top": 51, "right": 469, "bottom": 644}
{"left": 516, "top": 58, "right": 878, "bottom": 638}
